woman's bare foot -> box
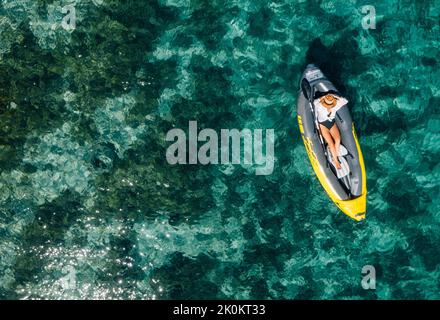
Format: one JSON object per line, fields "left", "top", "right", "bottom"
{"left": 333, "top": 157, "right": 342, "bottom": 169}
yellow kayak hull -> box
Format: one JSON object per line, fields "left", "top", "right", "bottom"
{"left": 299, "top": 116, "right": 367, "bottom": 221}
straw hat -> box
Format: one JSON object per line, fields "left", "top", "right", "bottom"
{"left": 320, "top": 94, "right": 338, "bottom": 108}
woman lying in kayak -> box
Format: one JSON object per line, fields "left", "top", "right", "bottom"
{"left": 314, "top": 93, "right": 348, "bottom": 169}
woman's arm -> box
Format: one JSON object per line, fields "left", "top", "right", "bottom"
{"left": 332, "top": 97, "right": 348, "bottom": 113}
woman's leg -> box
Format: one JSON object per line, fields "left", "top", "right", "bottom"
{"left": 330, "top": 123, "right": 341, "bottom": 158}
{"left": 319, "top": 124, "right": 341, "bottom": 169}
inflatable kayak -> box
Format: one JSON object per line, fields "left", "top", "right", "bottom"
{"left": 297, "top": 64, "right": 367, "bottom": 221}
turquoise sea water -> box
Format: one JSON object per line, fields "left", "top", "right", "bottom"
{"left": 0, "top": 0, "right": 439, "bottom": 299}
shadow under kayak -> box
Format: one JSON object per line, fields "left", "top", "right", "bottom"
{"left": 297, "top": 64, "right": 367, "bottom": 221}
